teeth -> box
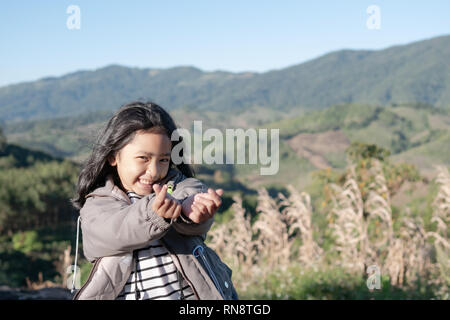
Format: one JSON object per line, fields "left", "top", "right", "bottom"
{"left": 140, "top": 179, "right": 152, "bottom": 185}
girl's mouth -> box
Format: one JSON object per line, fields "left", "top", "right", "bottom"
{"left": 138, "top": 179, "right": 154, "bottom": 190}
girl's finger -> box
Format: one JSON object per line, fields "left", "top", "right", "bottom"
{"left": 197, "top": 190, "right": 221, "bottom": 207}
{"left": 188, "top": 205, "right": 202, "bottom": 223}
{"left": 154, "top": 185, "right": 167, "bottom": 206}
{"left": 157, "top": 195, "right": 171, "bottom": 217}
{"left": 173, "top": 203, "right": 182, "bottom": 220}
{"left": 153, "top": 184, "right": 162, "bottom": 194}
{"left": 164, "top": 200, "right": 178, "bottom": 219}
{"left": 193, "top": 202, "right": 213, "bottom": 221}
{"left": 152, "top": 185, "right": 164, "bottom": 211}
{"left": 193, "top": 201, "right": 214, "bottom": 220}
{"left": 194, "top": 197, "right": 215, "bottom": 213}
{"left": 193, "top": 200, "right": 207, "bottom": 214}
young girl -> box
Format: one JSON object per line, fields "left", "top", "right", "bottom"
{"left": 71, "top": 101, "right": 238, "bottom": 300}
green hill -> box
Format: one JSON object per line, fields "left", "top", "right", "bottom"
{"left": 1, "top": 35, "right": 449, "bottom": 123}
{"left": 6, "top": 102, "right": 446, "bottom": 194}
{"left": 230, "top": 103, "right": 450, "bottom": 190}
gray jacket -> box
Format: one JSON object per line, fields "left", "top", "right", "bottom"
{"left": 73, "top": 169, "right": 238, "bottom": 300}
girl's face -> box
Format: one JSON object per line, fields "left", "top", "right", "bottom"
{"left": 108, "top": 130, "right": 172, "bottom": 195}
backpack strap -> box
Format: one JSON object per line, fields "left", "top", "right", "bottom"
{"left": 71, "top": 215, "right": 81, "bottom": 293}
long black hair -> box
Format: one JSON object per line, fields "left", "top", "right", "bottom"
{"left": 71, "top": 101, "right": 194, "bottom": 210}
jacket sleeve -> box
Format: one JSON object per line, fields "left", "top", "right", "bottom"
{"left": 170, "top": 176, "right": 214, "bottom": 239}
{"left": 80, "top": 194, "right": 172, "bottom": 262}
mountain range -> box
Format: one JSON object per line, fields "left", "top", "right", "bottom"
{"left": 0, "top": 34, "right": 449, "bottom": 124}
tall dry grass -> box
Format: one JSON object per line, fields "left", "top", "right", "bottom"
{"left": 208, "top": 186, "right": 322, "bottom": 292}
{"left": 428, "top": 165, "right": 450, "bottom": 297}
{"left": 207, "top": 161, "right": 450, "bottom": 299}
{"left": 328, "top": 165, "right": 369, "bottom": 274}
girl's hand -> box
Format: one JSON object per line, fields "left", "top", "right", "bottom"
{"left": 182, "top": 188, "right": 223, "bottom": 224}
{"left": 152, "top": 184, "right": 182, "bottom": 220}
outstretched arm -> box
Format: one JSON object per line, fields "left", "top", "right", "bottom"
{"left": 169, "top": 177, "right": 223, "bottom": 238}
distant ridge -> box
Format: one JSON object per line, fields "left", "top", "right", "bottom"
{"left": 0, "top": 34, "right": 449, "bottom": 123}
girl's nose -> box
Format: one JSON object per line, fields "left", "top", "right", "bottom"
{"left": 146, "top": 166, "right": 158, "bottom": 180}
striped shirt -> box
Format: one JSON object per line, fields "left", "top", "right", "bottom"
{"left": 116, "top": 191, "right": 196, "bottom": 300}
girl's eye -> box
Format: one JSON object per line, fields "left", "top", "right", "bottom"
{"left": 138, "top": 157, "right": 168, "bottom": 163}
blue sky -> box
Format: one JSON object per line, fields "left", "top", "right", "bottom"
{"left": 0, "top": 0, "right": 449, "bottom": 87}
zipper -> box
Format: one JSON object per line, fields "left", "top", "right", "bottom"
{"left": 177, "top": 270, "right": 185, "bottom": 300}
{"left": 160, "top": 239, "right": 200, "bottom": 300}
{"left": 133, "top": 251, "right": 141, "bottom": 300}
{"left": 193, "top": 245, "right": 225, "bottom": 298}
{"left": 72, "top": 257, "right": 103, "bottom": 300}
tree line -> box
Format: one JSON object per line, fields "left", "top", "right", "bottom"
{"left": 0, "top": 127, "right": 80, "bottom": 235}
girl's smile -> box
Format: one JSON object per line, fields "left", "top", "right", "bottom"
{"left": 108, "top": 130, "right": 172, "bottom": 196}
{"left": 137, "top": 178, "right": 158, "bottom": 193}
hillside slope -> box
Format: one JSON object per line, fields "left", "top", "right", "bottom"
{"left": 1, "top": 35, "right": 449, "bottom": 123}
